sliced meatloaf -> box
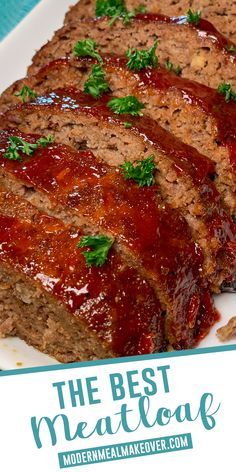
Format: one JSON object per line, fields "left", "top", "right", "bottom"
{"left": 27, "top": 14, "right": 236, "bottom": 90}
{"left": 1, "top": 90, "right": 235, "bottom": 292}
{"left": 64, "top": 0, "right": 236, "bottom": 44}
{"left": 0, "top": 130, "right": 217, "bottom": 350}
{"left": 1, "top": 56, "right": 235, "bottom": 215}
{"left": 0, "top": 189, "right": 168, "bottom": 361}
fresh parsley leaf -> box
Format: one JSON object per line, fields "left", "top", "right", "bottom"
{"left": 78, "top": 235, "right": 114, "bottom": 267}
{"left": 120, "top": 155, "right": 156, "bottom": 187}
{"left": 84, "top": 65, "right": 110, "bottom": 98}
{"left": 121, "top": 5, "right": 147, "bottom": 25}
{"left": 123, "top": 121, "right": 132, "bottom": 128}
{"left": 73, "top": 39, "right": 103, "bottom": 64}
{"left": 14, "top": 85, "right": 37, "bottom": 102}
{"left": 108, "top": 95, "right": 145, "bottom": 116}
{"left": 3, "top": 135, "right": 54, "bottom": 161}
{"left": 165, "top": 59, "right": 182, "bottom": 76}
{"left": 218, "top": 83, "right": 236, "bottom": 102}
{"left": 226, "top": 44, "right": 236, "bottom": 53}
{"left": 186, "top": 9, "right": 201, "bottom": 25}
{"left": 37, "top": 135, "right": 54, "bottom": 147}
{"left": 96, "top": 0, "right": 126, "bottom": 18}
{"left": 3, "top": 138, "right": 24, "bottom": 161}
{"left": 95, "top": 0, "right": 145, "bottom": 26}
{"left": 3, "top": 137, "right": 38, "bottom": 161}
{"left": 126, "top": 41, "right": 158, "bottom": 71}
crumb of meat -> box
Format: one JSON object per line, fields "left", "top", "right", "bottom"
{"left": 217, "top": 317, "right": 236, "bottom": 341}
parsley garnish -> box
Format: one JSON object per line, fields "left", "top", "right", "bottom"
{"left": 218, "top": 83, "right": 236, "bottom": 102}
{"left": 78, "top": 235, "right": 114, "bottom": 267}
{"left": 166, "top": 59, "right": 182, "bottom": 76}
{"left": 73, "top": 39, "right": 103, "bottom": 64}
{"left": 37, "top": 135, "right": 54, "bottom": 147}
{"left": 3, "top": 135, "right": 54, "bottom": 161}
{"left": 108, "top": 95, "right": 145, "bottom": 116}
{"left": 96, "top": 0, "right": 126, "bottom": 18}
{"left": 123, "top": 121, "right": 132, "bottom": 128}
{"left": 186, "top": 9, "right": 201, "bottom": 25}
{"left": 126, "top": 41, "right": 158, "bottom": 71}
{"left": 226, "top": 45, "right": 236, "bottom": 53}
{"left": 95, "top": 0, "right": 146, "bottom": 26}
{"left": 14, "top": 85, "right": 37, "bottom": 102}
{"left": 84, "top": 65, "right": 110, "bottom": 98}
{"left": 120, "top": 155, "right": 156, "bottom": 187}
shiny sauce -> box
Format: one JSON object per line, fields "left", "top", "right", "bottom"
{"left": 0, "top": 190, "right": 165, "bottom": 356}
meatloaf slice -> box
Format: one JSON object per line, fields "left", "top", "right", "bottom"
{"left": 64, "top": 0, "right": 236, "bottom": 45}
{"left": 1, "top": 90, "right": 235, "bottom": 292}
{"left": 1, "top": 56, "right": 235, "bottom": 215}
{"left": 0, "top": 189, "right": 168, "bottom": 361}
{"left": 0, "top": 130, "right": 216, "bottom": 349}
{"left": 27, "top": 14, "right": 236, "bottom": 90}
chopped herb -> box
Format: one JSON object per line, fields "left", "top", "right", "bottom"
{"left": 186, "top": 9, "right": 201, "bottom": 25}
{"left": 120, "top": 155, "right": 156, "bottom": 187}
{"left": 3, "top": 135, "right": 54, "bottom": 161}
{"left": 165, "top": 59, "right": 182, "bottom": 76}
{"left": 218, "top": 83, "right": 236, "bottom": 102}
{"left": 95, "top": 0, "right": 146, "bottom": 25}
{"left": 123, "top": 121, "right": 132, "bottom": 128}
{"left": 108, "top": 95, "right": 145, "bottom": 116}
{"left": 126, "top": 41, "right": 158, "bottom": 71}
{"left": 121, "top": 9, "right": 136, "bottom": 25}
{"left": 14, "top": 85, "right": 37, "bottom": 102}
{"left": 37, "top": 135, "right": 54, "bottom": 147}
{"left": 84, "top": 64, "right": 110, "bottom": 98}
{"left": 78, "top": 235, "right": 114, "bottom": 267}
{"left": 226, "top": 44, "right": 236, "bottom": 53}
{"left": 73, "top": 39, "right": 103, "bottom": 64}
{"left": 96, "top": 0, "right": 126, "bottom": 18}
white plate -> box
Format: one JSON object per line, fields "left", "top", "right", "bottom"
{"left": 0, "top": 0, "right": 235, "bottom": 370}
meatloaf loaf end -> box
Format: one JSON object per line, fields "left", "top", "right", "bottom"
{"left": 1, "top": 90, "right": 235, "bottom": 292}
{"left": 1, "top": 56, "right": 235, "bottom": 216}
{"left": 0, "top": 129, "right": 218, "bottom": 350}
{"left": 27, "top": 14, "right": 236, "bottom": 90}
{"left": 64, "top": 0, "right": 236, "bottom": 45}
{"left": 0, "top": 190, "right": 169, "bottom": 361}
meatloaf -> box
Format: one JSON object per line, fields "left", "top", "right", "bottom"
{"left": 0, "top": 190, "right": 171, "bottom": 361}
{"left": 27, "top": 14, "right": 236, "bottom": 90}
{"left": 1, "top": 91, "right": 235, "bottom": 292}
{"left": 65, "top": 0, "right": 236, "bottom": 45}
{"left": 0, "top": 129, "right": 218, "bottom": 349}
{"left": 1, "top": 56, "right": 235, "bottom": 215}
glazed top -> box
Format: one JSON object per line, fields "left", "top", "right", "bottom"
{"left": 2, "top": 89, "right": 235, "bottom": 256}
{"left": 0, "top": 131, "right": 219, "bottom": 347}
{"left": 0, "top": 189, "right": 166, "bottom": 356}
{"left": 0, "top": 129, "right": 211, "bottom": 348}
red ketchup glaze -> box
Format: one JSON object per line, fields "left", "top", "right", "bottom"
{"left": 0, "top": 192, "right": 166, "bottom": 356}
{"left": 0, "top": 129, "right": 214, "bottom": 348}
